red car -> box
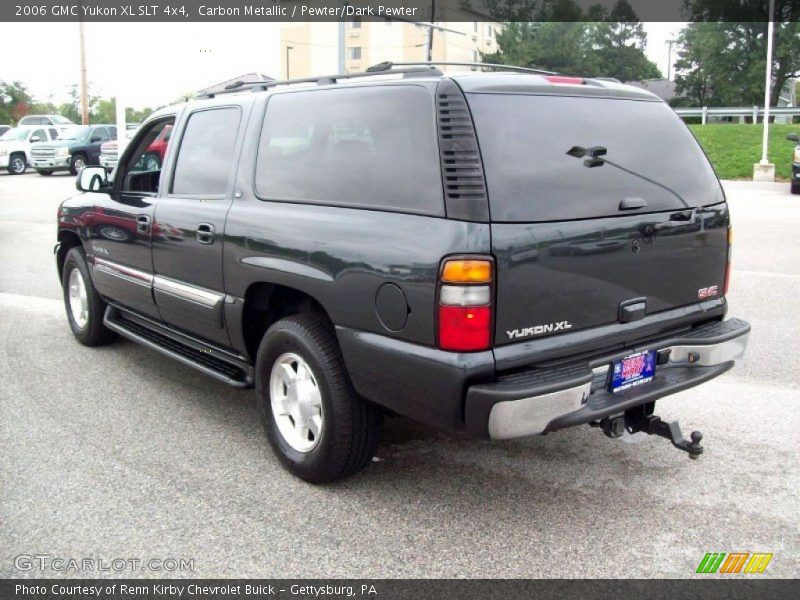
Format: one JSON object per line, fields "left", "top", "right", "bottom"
{"left": 99, "top": 125, "right": 172, "bottom": 171}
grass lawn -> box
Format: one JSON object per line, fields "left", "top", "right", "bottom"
{"left": 688, "top": 122, "right": 799, "bottom": 181}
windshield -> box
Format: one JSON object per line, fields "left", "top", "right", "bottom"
{"left": 467, "top": 94, "right": 724, "bottom": 222}
{"left": 58, "top": 125, "right": 89, "bottom": 141}
{"left": 0, "top": 128, "right": 29, "bottom": 142}
{"left": 51, "top": 115, "right": 72, "bottom": 124}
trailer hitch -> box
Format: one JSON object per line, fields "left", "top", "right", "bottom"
{"left": 592, "top": 406, "right": 704, "bottom": 459}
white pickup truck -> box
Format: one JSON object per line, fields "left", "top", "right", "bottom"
{"left": 0, "top": 126, "right": 60, "bottom": 175}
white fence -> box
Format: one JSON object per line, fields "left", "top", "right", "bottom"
{"left": 674, "top": 105, "right": 800, "bottom": 124}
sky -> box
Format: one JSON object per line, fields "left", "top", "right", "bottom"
{"left": 0, "top": 22, "right": 684, "bottom": 110}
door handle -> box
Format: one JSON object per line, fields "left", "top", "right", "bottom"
{"left": 136, "top": 214, "right": 151, "bottom": 234}
{"left": 196, "top": 223, "right": 215, "bottom": 245}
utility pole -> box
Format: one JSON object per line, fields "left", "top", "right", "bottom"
{"left": 79, "top": 19, "right": 89, "bottom": 125}
{"left": 666, "top": 39, "right": 676, "bottom": 81}
{"left": 425, "top": 0, "right": 436, "bottom": 62}
{"left": 754, "top": 0, "right": 776, "bottom": 181}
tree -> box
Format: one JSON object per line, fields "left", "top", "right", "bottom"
{"left": 0, "top": 81, "right": 35, "bottom": 124}
{"left": 675, "top": 0, "right": 800, "bottom": 106}
{"left": 482, "top": 0, "right": 662, "bottom": 81}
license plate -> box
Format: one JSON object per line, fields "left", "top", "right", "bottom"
{"left": 608, "top": 349, "right": 657, "bottom": 394}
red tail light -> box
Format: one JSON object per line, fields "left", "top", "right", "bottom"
{"left": 437, "top": 258, "right": 493, "bottom": 352}
{"left": 724, "top": 226, "right": 733, "bottom": 295}
{"left": 544, "top": 76, "right": 584, "bottom": 85}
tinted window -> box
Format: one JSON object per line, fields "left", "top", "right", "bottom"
{"left": 255, "top": 86, "right": 443, "bottom": 215}
{"left": 468, "top": 94, "right": 724, "bottom": 222}
{"left": 91, "top": 127, "right": 109, "bottom": 141}
{"left": 31, "top": 129, "right": 46, "bottom": 142}
{"left": 48, "top": 128, "right": 58, "bottom": 139}
{"left": 172, "top": 108, "right": 240, "bottom": 196}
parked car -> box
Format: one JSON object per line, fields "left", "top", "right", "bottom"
{"left": 0, "top": 125, "right": 11, "bottom": 137}
{"left": 99, "top": 124, "right": 172, "bottom": 171}
{"left": 55, "top": 65, "right": 749, "bottom": 483}
{"left": 0, "top": 125, "right": 60, "bottom": 174}
{"left": 31, "top": 124, "right": 116, "bottom": 175}
{"left": 786, "top": 132, "right": 800, "bottom": 194}
{"left": 19, "top": 114, "right": 74, "bottom": 133}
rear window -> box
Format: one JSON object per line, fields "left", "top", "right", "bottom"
{"left": 468, "top": 94, "right": 724, "bottom": 222}
{"left": 255, "top": 86, "right": 443, "bottom": 216}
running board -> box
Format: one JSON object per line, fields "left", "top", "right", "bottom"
{"left": 104, "top": 305, "right": 253, "bottom": 388}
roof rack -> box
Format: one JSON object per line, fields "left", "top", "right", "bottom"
{"left": 196, "top": 65, "right": 443, "bottom": 99}
{"left": 366, "top": 61, "right": 559, "bottom": 76}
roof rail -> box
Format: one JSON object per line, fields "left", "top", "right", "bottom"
{"left": 196, "top": 65, "right": 443, "bottom": 99}
{"left": 367, "top": 61, "right": 559, "bottom": 76}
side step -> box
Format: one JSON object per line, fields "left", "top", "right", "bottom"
{"left": 104, "top": 305, "right": 254, "bottom": 388}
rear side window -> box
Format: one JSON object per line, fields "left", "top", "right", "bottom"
{"left": 255, "top": 86, "right": 443, "bottom": 216}
{"left": 172, "top": 108, "right": 240, "bottom": 196}
{"left": 468, "top": 94, "right": 725, "bottom": 222}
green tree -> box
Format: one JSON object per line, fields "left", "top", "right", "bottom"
{"left": 482, "top": 0, "right": 661, "bottom": 80}
{"left": 0, "top": 81, "right": 35, "bottom": 124}
{"left": 676, "top": 1, "right": 800, "bottom": 106}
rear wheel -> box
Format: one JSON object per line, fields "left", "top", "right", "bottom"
{"left": 7, "top": 153, "right": 26, "bottom": 175}
{"left": 791, "top": 180, "right": 800, "bottom": 195}
{"left": 255, "top": 314, "right": 381, "bottom": 483}
{"left": 61, "top": 247, "right": 117, "bottom": 346}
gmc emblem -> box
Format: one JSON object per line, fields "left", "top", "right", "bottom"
{"left": 698, "top": 285, "right": 719, "bottom": 299}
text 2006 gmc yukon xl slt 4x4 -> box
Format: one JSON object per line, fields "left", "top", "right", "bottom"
{"left": 55, "top": 63, "right": 749, "bottom": 482}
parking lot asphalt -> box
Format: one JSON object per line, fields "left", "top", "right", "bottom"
{"left": 1, "top": 172, "right": 798, "bottom": 578}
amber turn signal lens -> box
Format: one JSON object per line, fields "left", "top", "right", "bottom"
{"left": 441, "top": 260, "right": 492, "bottom": 283}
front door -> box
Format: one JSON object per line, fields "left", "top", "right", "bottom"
{"left": 151, "top": 104, "right": 247, "bottom": 347}
{"left": 89, "top": 116, "right": 178, "bottom": 319}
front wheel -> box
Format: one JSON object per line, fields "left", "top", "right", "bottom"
{"left": 61, "top": 247, "right": 117, "bottom": 346}
{"left": 255, "top": 314, "right": 381, "bottom": 483}
{"left": 7, "top": 154, "right": 26, "bottom": 175}
{"left": 69, "top": 154, "right": 87, "bottom": 176}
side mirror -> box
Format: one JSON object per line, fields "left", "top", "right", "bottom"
{"left": 29, "top": 136, "right": 41, "bottom": 143}
{"left": 786, "top": 133, "right": 799, "bottom": 142}
{"left": 90, "top": 136, "right": 102, "bottom": 143}
{"left": 76, "top": 166, "right": 108, "bottom": 192}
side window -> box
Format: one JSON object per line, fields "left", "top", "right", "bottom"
{"left": 118, "top": 118, "right": 176, "bottom": 194}
{"left": 108, "top": 126, "right": 117, "bottom": 139}
{"left": 48, "top": 128, "right": 58, "bottom": 140}
{"left": 171, "top": 108, "right": 241, "bottom": 196}
{"left": 31, "top": 129, "right": 46, "bottom": 142}
{"left": 90, "top": 128, "right": 108, "bottom": 142}
{"left": 255, "top": 86, "right": 443, "bottom": 216}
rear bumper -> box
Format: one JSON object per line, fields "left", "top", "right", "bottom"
{"left": 465, "top": 317, "right": 750, "bottom": 439}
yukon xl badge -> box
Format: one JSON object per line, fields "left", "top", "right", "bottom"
{"left": 507, "top": 321, "right": 572, "bottom": 340}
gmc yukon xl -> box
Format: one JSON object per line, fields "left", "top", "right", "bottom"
{"left": 55, "top": 63, "right": 750, "bottom": 482}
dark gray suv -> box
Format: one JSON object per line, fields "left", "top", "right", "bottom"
{"left": 55, "top": 63, "right": 749, "bottom": 482}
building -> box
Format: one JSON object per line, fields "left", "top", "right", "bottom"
{"left": 280, "top": 5, "right": 500, "bottom": 78}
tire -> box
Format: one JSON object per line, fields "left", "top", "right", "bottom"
{"left": 255, "top": 313, "right": 381, "bottom": 483}
{"left": 37, "top": 170, "right": 54, "bottom": 176}
{"left": 69, "top": 154, "right": 87, "bottom": 176}
{"left": 7, "top": 153, "right": 26, "bottom": 175}
{"left": 61, "top": 247, "right": 117, "bottom": 347}
{"left": 143, "top": 152, "right": 161, "bottom": 171}
{"left": 791, "top": 181, "right": 800, "bottom": 195}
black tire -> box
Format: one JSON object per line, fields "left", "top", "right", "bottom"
{"left": 255, "top": 313, "right": 381, "bottom": 483}
{"left": 69, "top": 153, "right": 87, "bottom": 176}
{"left": 37, "top": 170, "right": 54, "bottom": 176}
{"left": 7, "top": 153, "right": 26, "bottom": 175}
{"left": 791, "top": 181, "right": 800, "bottom": 195}
{"left": 61, "top": 246, "right": 117, "bottom": 347}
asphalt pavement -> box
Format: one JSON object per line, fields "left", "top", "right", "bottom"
{"left": 1, "top": 171, "right": 798, "bottom": 578}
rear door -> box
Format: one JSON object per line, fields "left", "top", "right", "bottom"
{"left": 466, "top": 93, "right": 729, "bottom": 347}
{"left": 151, "top": 102, "right": 248, "bottom": 346}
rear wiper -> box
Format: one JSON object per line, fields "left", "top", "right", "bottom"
{"left": 566, "top": 145, "right": 690, "bottom": 210}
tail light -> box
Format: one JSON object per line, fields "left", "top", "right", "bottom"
{"left": 544, "top": 75, "right": 585, "bottom": 85}
{"left": 437, "top": 258, "right": 493, "bottom": 352}
{"left": 724, "top": 226, "right": 733, "bottom": 295}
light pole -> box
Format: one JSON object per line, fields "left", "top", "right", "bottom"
{"left": 286, "top": 45, "right": 293, "bottom": 79}
{"left": 754, "top": 0, "right": 776, "bottom": 181}
{"left": 666, "top": 39, "right": 676, "bottom": 81}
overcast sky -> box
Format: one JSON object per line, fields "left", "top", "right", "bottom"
{"left": 0, "top": 22, "right": 684, "bottom": 110}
